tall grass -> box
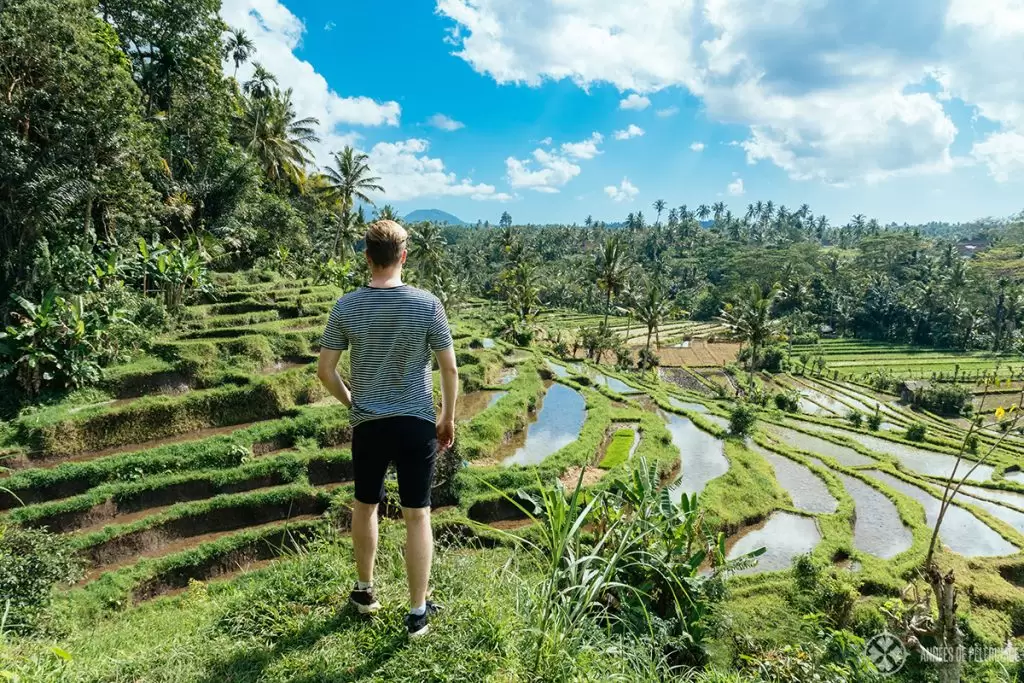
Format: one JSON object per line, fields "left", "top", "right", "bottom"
{"left": 483, "top": 458, "right": 764, "bottom": 679}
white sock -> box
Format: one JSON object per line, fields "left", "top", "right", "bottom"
{"left": 356, "top": 580, "right": 372, "bottom": 590}
{"left": 409, "top": 604, "right": 426, "bottom": 616}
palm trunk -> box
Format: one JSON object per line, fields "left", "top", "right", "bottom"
{"left": 603, "top": 289, "right": 612, "bottom": 331}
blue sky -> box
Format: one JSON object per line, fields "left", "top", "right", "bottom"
{"left": 221, "top": 0, "right": 1024, "bottom": 226}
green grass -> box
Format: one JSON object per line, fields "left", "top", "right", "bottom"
{"left": 598, "top": 428, "right": 635, "bottom": 468}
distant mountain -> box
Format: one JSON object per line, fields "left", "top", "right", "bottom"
{"left": 404, "top": 209, "right": 467, "bottom": 225}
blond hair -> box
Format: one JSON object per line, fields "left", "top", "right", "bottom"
{"left": 364, "top": 219, "right": 408, "bottom": 267}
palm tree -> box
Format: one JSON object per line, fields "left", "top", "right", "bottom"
{"left": 653, "top": 199, "right": 666, "bottom": 225}
{"left": 225, "top": 29, "right": 255, "bottom": 79}
{"left": 374, "top": 205, "right": 401, "bottom": 221}
{"left": 633, "top": 282, "right": 675, "bottom": 374}
{"left": 696, "top": 204, "right": 711, "bottom": 222}
{"left": 243, "top": 63, "right": 278, "bottom": 100}
{"left": 239, "top": 89, "right": 319, "bottom": 186}
{"left": 745, "top": 203, "right": 756, "bottom": 223}
{"left": 593, "top": 236, "right": 630, "bottom": 331}
{"left": 319, "top": 146, "right": 385, "bottom": 257}
{"left": 719, "top": 283, "right": 782, "bottom": 387}
{"left": 409, "top": 221, "right": 447, "bottom": 285}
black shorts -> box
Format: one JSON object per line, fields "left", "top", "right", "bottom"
{"left": 352, "top": 416, "right": 438, "bottom": 508}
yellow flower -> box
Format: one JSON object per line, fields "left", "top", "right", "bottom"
{"left": 996, "top": 406, "right": 1007, "bottom": 421}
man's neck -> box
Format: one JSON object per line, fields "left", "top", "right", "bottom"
{"left": 369, "top": 267, "right": 403, "bottom": 289}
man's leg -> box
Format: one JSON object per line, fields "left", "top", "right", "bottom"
{"left": 395, "top": 418, "right": 438, "bottom": 615}
{"left": 402, "top": 506, "right": 432, "bottom": 608}
{"left": 352, "top": 500, "right": 379, "bottom": 585}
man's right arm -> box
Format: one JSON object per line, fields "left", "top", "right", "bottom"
{"left": 435, "top": 347, "right": 459, "bottom": 450}
{"left": 317, "top": 348, "right": 352, "bottom": 408}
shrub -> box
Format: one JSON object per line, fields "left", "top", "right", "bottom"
{"left": 966, "top": 434, "right": 979, "bottom": 453}
{"left": 866, "top": 410, "right": 882, "bottom": 431}
{"left": 846, "top": 411, "right": 863, "bottom": 428}
{"left": 636, "top": 347, "right": 659, "bottom": 372}
{"left": 773, "top": 392, "right": 800, "bottom": 413}
{"left": 905, "top": 423, "right": 927, "bottom": 442}
{"left": 0, "top": 291, "right": 103, "bottom": 398}
{"left": 0, "top": 525, "right": 81, "bottom": 634}
{"left": 729, "top": 402, "right": 758, "bottom": 437}
{"left": 914, "top": 383, "right": 971, "bottom": 416}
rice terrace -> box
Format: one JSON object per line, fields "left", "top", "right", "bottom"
{"left": 4, "top": 0, "right": 1024, "bottom": 682}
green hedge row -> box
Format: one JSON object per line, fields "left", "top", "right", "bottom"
{"left": 0, "top": 407, "right": 351, "bottom": 510}
{"left": 74, "top": 484, "right": 335, "bottom": 566}
{"left": 14, "top": 370, "right": 328, "bottom": 459}
{"left": 8, "top": 449, "right": 354, "bottom": 533}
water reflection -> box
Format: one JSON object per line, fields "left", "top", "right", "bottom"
{"left": 726, "top": 512, "right": 821, "bottom": 575}
{"left": 503, "top": 384, "right": 587, "bottom": 467}
{"left": 864, "top": 470, "right": 1016, "bottom": 557}
{"left": 660, "top": 411, "right": 729, "bottom": 499}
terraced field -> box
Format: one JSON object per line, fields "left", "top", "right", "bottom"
{"left": 4, "top": 277, "right": 1024, "bottom": 652}
{"left": 792, "top": 337, "right": 1023, "bottom": 381}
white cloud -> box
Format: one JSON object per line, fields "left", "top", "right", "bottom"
{"left": 604, "top": 178, "right": 640, "bottom": 202}
{"left": 221, "top": 0, "right": 400, "bottom": 163}
{"left": 539, "top": 137, "right": 553, "bottom": 145}
{"left": 324, "top": 21, "right": 336, "bottom": 31}
{"left": 727, "top": 177, "right": 745, "bottom": 196}
{"left": 614, "top": 124, "right": 645, "bottom": 140}
{"left": 366, "top": 139, "right": 508, "bottom": 201}
{"left": 506, "top": 147, "right": 582, "bottom": 192}
{"left": 437, "top": 0, "right": 1024, "bottom": 184}
{"left": 690, "top": 142, "right": 705, "bottom": 152}
{"left": 657, "top": 106, "right": 680, "bottom": 118}
{"left": 972, "top": 131, "right": 1024, "bottom": 182}
{"left": 619, "top": 94, "right": 651, "bottom": 111}
{"left": 426, "top": 113, "right": 466, "bottom": 131}
{"left": 560, "top": 132, "right": 604, "bottom": 159}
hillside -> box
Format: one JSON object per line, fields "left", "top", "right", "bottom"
{"left": 404, "top": 209, "right": 468, "bottom": 225}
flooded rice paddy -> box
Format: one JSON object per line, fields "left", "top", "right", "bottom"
{"left": 503, "top": 384, "right": 587, "bottom": 467}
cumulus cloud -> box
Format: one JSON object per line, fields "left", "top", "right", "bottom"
{"left": 972, "top": 131, "right": 1024, "bottom": 182}
{"left": 614, "top": 124, "right": 645, "bottom": 140}
{"left": 619, "top": 94, "right": 651, "bottom": 111}
{"left": 221, "top": 0, "right": 400, "bottom": 163}
{"left": 561, "top": 132, "right": 604, "bottom": 159}
{"left": 436, "top": 0, "right": 1024, "bottom": 183}
{"left": 367, "top": 139, "right": 509, "bottom": 201}
{"left": 426, "top": 113, "right": 466, "bottom": 131}
{"left": 539, "top": 137, "right": 553, "bottom": 145}
{"left": 506, "top": 148, "right": 582, "bottom": 193}
{"left": 657, "top": 106, "right": 680, "bottom": 117}
{"left": 605, "top": 178, "right": 640, "bottom": 202}
{"left": 727, "top": 177, "right": 745, "bottom": 195}
{"left": 690, "top": 142, "right": 705, "bottom": 152}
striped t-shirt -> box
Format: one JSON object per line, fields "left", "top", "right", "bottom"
{"left": 320, "top": 285, "right": 453, "bottom": 426}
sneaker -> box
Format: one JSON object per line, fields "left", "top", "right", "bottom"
{"left": 405, "top": 601, "right": 442, "bottom": 638}
{"left": 349, "top": 585, "right": 381, "bottom": 615}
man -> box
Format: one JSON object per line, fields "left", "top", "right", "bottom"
{"left": 317, "top": 219, "right": 459, "bottom": 639}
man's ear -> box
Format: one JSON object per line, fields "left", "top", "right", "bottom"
{"left": 400, "top": 249, "right": 408, "bottom": 265}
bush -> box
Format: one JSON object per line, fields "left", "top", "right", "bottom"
{"left": 729, "top": 402, "right": 758, "bottom": 437}
{"left": 914, "top": 384, "right": 971, "bottom": 416}
{"left": 905, "top": 423, "right": 927, "bottom": 442}
{"left": 0, "top": 525, "right": 81, "bottom": 634}
{"left": 866, "top": 410, "right": 882, "bottom": 431}
{"left": 1, "top": 291, "right": 103, "bottom": 398}
{"left": 846, "top": 411, "right": 863, "bottom": 428}
{"left": 966, "top": 434, "right": 979, "bottom": 454}
{"left": 637, "top": 347, "right": 659, "bottom": 372}
{"left": 773, "top": 391, "right": 800, "bottom": 413}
